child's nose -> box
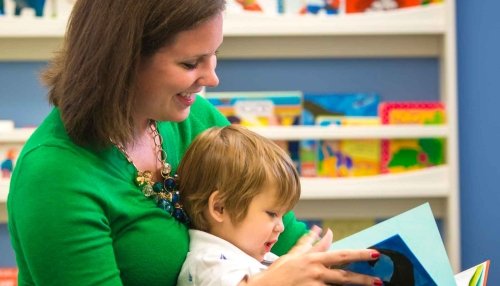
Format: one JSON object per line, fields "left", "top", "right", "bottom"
{"left": 274, "top": 218, "right": 284, "bottom": 233}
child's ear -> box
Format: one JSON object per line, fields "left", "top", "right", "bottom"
{"left": 208, "top": 190, "right": 225, "bottom": 223}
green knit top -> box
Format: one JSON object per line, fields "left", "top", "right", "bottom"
{"left": 7, "top": 96, "right": 307, "bottom": 286}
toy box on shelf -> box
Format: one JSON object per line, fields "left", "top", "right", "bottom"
{"left": 205, "top": 91, "right": 303, "bottom": 171}
{"left": 300, "top": 92, "right": 380, "bottom": 177}
{"left": 379, "top": 101, "right": 446, "bottom": 174}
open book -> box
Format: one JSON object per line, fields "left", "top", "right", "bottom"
{"left": 330, "top": 203, "right": 490, "bottom": 285}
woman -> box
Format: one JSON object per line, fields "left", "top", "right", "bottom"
{"left": 7, "top": 0, "right": 381, "bottom": 285}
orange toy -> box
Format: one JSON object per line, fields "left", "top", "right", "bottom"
{"left": 235, "top": 0, "right": 263, "bottom": 11}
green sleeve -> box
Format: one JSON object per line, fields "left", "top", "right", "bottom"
{"left": 8, "top": 147, "right": 123, "bottom": 286}
{"left": 271, "top": 211, "right": 308, "bottom": 255}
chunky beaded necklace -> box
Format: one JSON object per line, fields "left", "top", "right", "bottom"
{"left": 113, "top": 120, "right": 189, "bottom": 224}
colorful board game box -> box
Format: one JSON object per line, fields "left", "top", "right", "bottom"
{"left": 301, "top": 93, "right": 380, "bottom": 177}
{"left": 206, "top": 91, "right": 302, "bottom": 171}
{"left": 316, "top": 116, "right": 380, "bottom": 177}
{"left": 379, "top": 101, "right": 446, "bottom": 173}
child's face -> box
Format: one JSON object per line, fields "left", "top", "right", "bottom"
{"left": 220, "top": 185, "right": 286, "bottom": 262}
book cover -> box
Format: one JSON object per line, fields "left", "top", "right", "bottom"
{"left": 330, "top": 203, "right": 456, "bottom": 285}
{"left": 346, "top": 234, "right": 438, "bottom": 285}
{"left": 206, "top": 91, "right": 302, "bottom": 171}
{"left": 379, "top": 101, "right": 446, "bottom": 174}
{"left": 301, "top": 93, "right": 380, "bottom": 177}
{"left": 316, "top": 116, "right": 380, "bottom": 177}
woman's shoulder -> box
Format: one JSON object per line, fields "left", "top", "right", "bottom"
{"left": 21, "top": 108, "right": 74, "bottom": 153}
{"left": 188, "top": 95, "right": 229, "bottom": 127}
{"left": 12, "top": 108, "right": 106, "bottom": 189}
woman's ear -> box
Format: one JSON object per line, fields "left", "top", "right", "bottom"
{"left": 208, "top": 190, "right": 225, "bottom": 223}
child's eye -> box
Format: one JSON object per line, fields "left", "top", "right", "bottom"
{"left": 266, "top": 211, "right": 278, "bottom": 218}
{"left": 182, "top": 62, "right": 198, "bottom": 70}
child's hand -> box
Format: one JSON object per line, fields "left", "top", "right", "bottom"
{"left": 289, "top": 225, "right": 333, "bottom": 254}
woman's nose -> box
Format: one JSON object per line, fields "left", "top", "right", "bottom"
{"left": 198, "top": 56, "right": 219, "bottom": 87}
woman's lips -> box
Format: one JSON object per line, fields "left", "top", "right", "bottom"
{"left": 176, "top": 92, "right": 196, "bottom": 106}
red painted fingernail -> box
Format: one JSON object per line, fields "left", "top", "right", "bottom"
{"left": 373, "top": 278, "right": 383, "bottom": 286}
{"left": 371, "top": 252, "right": 380, "bottom": 259}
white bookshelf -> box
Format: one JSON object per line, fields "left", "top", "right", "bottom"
{"left": 0, "top": 128, "right": 35, "bottom": 143}
{"left": 0, "top": 2, "right": 460, "bottom": 271}
{"left": 0, "top": 179, "right": 8, "bottom": 223}
{"left": 249, "top": 125, "right": 449, "bottom": 140}
{"left": 223, "top": 5, "right": 446, "bottom": 36}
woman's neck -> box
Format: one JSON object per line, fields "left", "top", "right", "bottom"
{"left": 125, "top": 119, "right": 162, "bottom": 181}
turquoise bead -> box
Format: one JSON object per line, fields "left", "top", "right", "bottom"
{"left": 158, "top": 199, "right": 174, "bottom": 214}
{"left": 153, "top": 182, "right": 163, "bottom": 193}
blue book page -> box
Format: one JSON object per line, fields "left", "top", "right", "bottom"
{"left": 329, "top": 203, "right": 455, "bottom": 285}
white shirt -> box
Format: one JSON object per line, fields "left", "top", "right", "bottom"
{"left": 177, "top": 229, "right": 279, "bottom": 286}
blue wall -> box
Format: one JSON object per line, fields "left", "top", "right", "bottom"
{"left": 1, "top": 1, "right": 499, "bottom": 283}
{"left": 457, "top": 0, "right": 500, "bottom": 284}
{"left": 0, "top": 62, "right": 51, "bottom": 127}
{"left": 208, "top": 58, "right": 439, "bottom": 102}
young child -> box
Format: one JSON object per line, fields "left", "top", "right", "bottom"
{"left": 176, "top": 125, "right": 322, "bottom": 285}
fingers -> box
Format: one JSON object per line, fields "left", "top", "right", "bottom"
{"left": 288, "top": 225, "right": 322, "bottom": 254}
{"left": 314, "top": 248, "right": 380, "bottom": 268}
{"left": 322, "top": 268, "right": 383, "bottom": 286}
{"left": 317, "top": 249, "right": 382, "bottom": 286}
{"left": 311, "top": 228, "right": 333, "bottom": 252}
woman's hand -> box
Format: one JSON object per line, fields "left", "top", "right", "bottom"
{"left": 244, "top": 226, "right": 383, "bottom": 286}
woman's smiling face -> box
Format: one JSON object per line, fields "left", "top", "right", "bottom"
{"left": 135, "top": 13, "right": 223, "bottom": 124}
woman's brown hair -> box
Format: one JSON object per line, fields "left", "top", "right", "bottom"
{"left": 42, "top": 0, "right": 226, "bottom": 148}
{"left": 178, "top": 125, "right": 301, "bottom": 232}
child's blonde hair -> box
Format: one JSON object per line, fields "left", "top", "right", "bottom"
{"left": 178, "top": 125, "right": 301, "bottom": 231}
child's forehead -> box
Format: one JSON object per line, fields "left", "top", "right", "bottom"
{"left": 254, "top": 184, "right": 287, "bottom": 208}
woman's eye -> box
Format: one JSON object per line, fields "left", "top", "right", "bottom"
{"left": 182, "top": 62, "right": 198, "bottom": 70}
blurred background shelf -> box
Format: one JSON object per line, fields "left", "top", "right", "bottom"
{"left": 300, "top": 165, "right": 448, "bottom": 199}
{"left": 250, "top": 125, "right": 449, "bottom": 140}
{"left": 0, "top": 5, "right": 445, "bottom": 60}
{"left": 0, "top": 128, "right": 35, "bottom": 143}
